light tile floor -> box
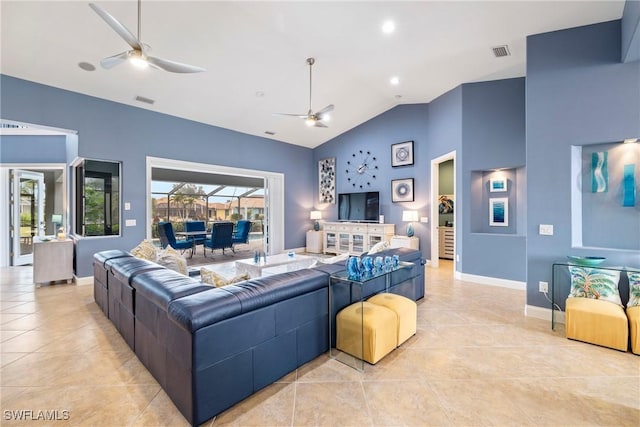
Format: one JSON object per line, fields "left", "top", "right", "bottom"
{"left": 1, "top": 261, "right": 639, "bottom": 426}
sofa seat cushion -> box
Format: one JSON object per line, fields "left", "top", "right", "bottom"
{"left": 627, "top": 306, "right": 640, "bottom": 355}
{"left": 168, "top": 288, "right": 242, "bottom": 332}
{"left": 110, "top": 257, "right": 163, "bottom": 284}
{"left": 565, "top": 297, "right": 628, "bottom": 351}
{"left": 223, "top": 269, "right": 328, "bottom": 313}
{"left": 132, "top": 269, "right": 210, "bottom": 311}
{"left": 94, "top": 250, "right": 132, "bottom": 267}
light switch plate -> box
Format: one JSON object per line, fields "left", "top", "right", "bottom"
{"left": 125, "top": 219, "right": 136, "bottom": 227}
{"left": 539, "top": 224, "right": 553, "bottom": 235}
{"left": 124, "top": 202, "right": 131, "bottom": 211}
{"left": 420, "top": 216, "right": 429, "bottom": 223}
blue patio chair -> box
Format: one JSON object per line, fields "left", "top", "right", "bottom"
{"left": 157, "top": 221, "right": 193, "bottom": 254}
{"left": 185, "top": 220, "right": 207, "bottom": 254}
{"left": 203, "top": 222, "right": 234, "bottom": 257}
{"left": 232, "top": 220, "right": 252, "bottom": 252}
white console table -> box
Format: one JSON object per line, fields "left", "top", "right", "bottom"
{"left": 33, "top": 237, "right": 74, "bottom": 284}
{"left": 323, "top": 222, "right": 394, "bottom": 255}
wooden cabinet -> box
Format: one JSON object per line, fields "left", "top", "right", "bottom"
{"left": 33, "top": 238, "right": 74, "bottom": 284}
{"left": 438, "top": 227, "right": 454, "bottom": 259}
{"left": 323, "top": 222, "right": 394, "bottom": 255}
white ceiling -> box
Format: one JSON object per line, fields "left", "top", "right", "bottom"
{"left": 0, "top": 1, "right": 625, "bottom": 148}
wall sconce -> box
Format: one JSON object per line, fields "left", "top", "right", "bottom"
{"left": 402, "top": 210, "right": 419, "bottom": 237}
{"left": 310, "top": 210, "right": 322, "bottom": 231}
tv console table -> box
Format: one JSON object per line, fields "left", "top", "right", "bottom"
{"left": 323, "top": 222, "right": 394, "bottom": 255}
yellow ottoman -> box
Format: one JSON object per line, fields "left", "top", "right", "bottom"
{"left": 336, "top": 301, "right": 397, "bottom": 364}
{"left": 368, "top": 293, "right": 417, "bottom": 346}
{"left": 626, "top": 306, "right": 640, "bottom": 355}
{"left": 565, "top": 297, "right": 628, "bottom": 352}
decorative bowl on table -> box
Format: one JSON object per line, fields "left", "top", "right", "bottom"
{"left": 566, "top": 256, "right": 606, "bottom": 267}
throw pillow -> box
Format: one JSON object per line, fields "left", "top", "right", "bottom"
{"left": 568, "top": 266, "right": 622, "bottom": 306}
{"left": 201, "top": 267, "right": 249, "bottom": 287}
{"left": 319, "top": 253, "right": 350, "bottom": 264}
{"left": 156, "top": 246, "right": 188, "bottom": 275}
{"left": 130, "top": 239, "right": 158, "bottom": 261}
{"left": 628, "top": 270, "right": 640, "bottom": 308}
{"left": 367, "top": 240, "right": 390, "bottom": 255}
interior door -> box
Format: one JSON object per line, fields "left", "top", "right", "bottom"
{"left": 11, "top": 170, "right": 45, "bottom": 265}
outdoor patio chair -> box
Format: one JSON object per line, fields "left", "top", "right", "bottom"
{"left": 232, "top": 220, "right": 252, "bottom": 252}
{"left": 157, "top": 221, "right": 193, "bottom": 254}
{"left": 204, "top": 222, "right": 234, "bottom": 257}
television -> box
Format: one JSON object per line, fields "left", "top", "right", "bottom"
{"left": 338, "top": 191, "right": 380, "bottom": 222}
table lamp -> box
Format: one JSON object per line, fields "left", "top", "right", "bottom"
{"left": 402, "top": 210, "right": 419, "bottom": 237}
{"left": 310, "top": 211, "right": 322, "bottom": 231}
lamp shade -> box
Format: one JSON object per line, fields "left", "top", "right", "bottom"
{"left": 310, "top": 211, "right": 322, "bottom": 220}
{"left": 402, "top": 210, "right": 419, "bottom": 222}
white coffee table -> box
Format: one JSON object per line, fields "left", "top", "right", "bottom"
{"left": 235, "top": 253, "right": 316, "bottom": 278}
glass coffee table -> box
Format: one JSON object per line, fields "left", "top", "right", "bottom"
{"left": 235, "top": 252, "right": 316, "bottom": 278}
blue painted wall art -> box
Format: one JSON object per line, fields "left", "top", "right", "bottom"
{"left": 622, "top": 163, "right": 636, "bottom": 207}
{"left": 591, "top": 151, "right": 608, "bottom": 193}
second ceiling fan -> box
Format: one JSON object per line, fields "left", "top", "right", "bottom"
{"left": 274, "top": 58, "right": 334, "bottom": 128}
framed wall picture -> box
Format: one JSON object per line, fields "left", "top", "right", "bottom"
{"left": 490, "top": 177, "right": 507, "bottom": 192}
{"left": 391, "top": 141, "right": 414, "bottom": 167}
{"left": 392, "top": 178, "right": 414, "bottom": 202}
{"left": 318, "top": 157, "right": 336, "bottom": 204}
{"left": 489, "top": 197, "right": 508, "bottom": 226}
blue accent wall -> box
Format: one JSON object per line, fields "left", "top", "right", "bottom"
{"left": 526, "top": 20, "right": 640, "bottom": 309}
{"left": 1, "top": 75, "right": 315, "bottom": 277}
{"left": 461, "top": 78, "right": 526, "bottom": 281}
{"left": 1, "top": 135, "right": 68, "bottom": 163}
{"left": 622, "top": 0, "right": 640, "bottom": 62}
{"left": 313, "top": 103, "right": 431, "bottom": 254}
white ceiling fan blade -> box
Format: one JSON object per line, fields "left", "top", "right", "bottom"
{"left": 100, "top": 51, "right": 130, "bottom": 69}
{"left": 146, "top": 56, "right": 206, "bottom": 73}
{"left": 314, "top": 121, "right": 328, "bottom": 128}
{"left": 272, "top": 113, "right": 308, "bottom": 118}
{"left": 315, "top": 104, "right": 334, "bottom": 116}
{"left": 89, "top": 3, "right": 143, "bottom": 51}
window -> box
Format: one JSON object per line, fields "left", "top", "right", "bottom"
{"left": 74, "top": 159, "right": 120, "bottom": 236}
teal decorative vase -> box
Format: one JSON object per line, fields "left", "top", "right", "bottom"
{"left": 406, "top": 223, "right": 414, "bottom": 237}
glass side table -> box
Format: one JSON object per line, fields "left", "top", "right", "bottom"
{"left": 329, "top": 261, "right": 417, "bottom": 371}
{"left": 551, "top": 261, "right": 635, "bottom": 330}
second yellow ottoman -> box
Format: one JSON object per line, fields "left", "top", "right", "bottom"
{"left": 626, "top": 306, "right": 640, "bottom": 355}
{"left": 565, "top": 297, "right": 628, "bottom": 351}
{"left": 336, "top": 301, "right": 397, "bottom": 364}
{"left": 368, "top": 293, "right": 417, "bottom": 346}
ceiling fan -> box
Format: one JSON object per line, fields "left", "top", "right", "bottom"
{"left": 89, "top": 1, "right": 205, "bottom": 73}
{"left": 274, "top": 58, "right": 334, "bottom": 128}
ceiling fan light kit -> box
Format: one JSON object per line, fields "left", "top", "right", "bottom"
{"left": 89, "top": 1, "right": 205, "bottom": 74}
{"left": 273, "top": 57, "right": 334, "bottom": 128}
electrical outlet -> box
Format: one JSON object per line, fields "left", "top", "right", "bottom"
{"left": 539, "top": 281, "right": 548, "bottom": 293}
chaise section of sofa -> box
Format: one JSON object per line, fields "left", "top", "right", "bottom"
{"left": 166, "top": 268, "right": 329, "bottom": 425}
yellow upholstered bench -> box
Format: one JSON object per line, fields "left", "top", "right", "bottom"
{"left": 368, "top": 293, "right": 417, "bottom": 346}
{"left": 565, "top": 297, "right": 628, "bottom": 352}
{"left": 626, "top": 306, "right": 640, "bottom": 355}
{"left": 336, "top": 301, "right": 397, "bottom": 364}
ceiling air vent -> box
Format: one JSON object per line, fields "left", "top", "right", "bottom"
{"left": 492, "top": 45, "right": 510, "bottom": 58}
{"left": 135, "top": 95, "right": 155, "bottom": 105}
{"left": 264, "top": 131, "right": 276, "bottom": 136}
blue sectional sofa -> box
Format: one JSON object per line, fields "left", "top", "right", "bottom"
{"left": 93, "top": 247, "right": 424, "bottom": 426}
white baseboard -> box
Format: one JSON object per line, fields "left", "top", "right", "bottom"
{"left": 525, "top": 304, "right": 565, "bottom": 324}
{"left": 75, "top": 275, "right": 93, "bottom": 286}
{"left": 454, "top": 272, "right": 526, "bottom": 291}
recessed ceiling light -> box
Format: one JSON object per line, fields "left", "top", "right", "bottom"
{"left": 255, "top": 91, "right": 265, "bottom": 98}
{"left": 382, "top": 20, "right": 395, "bottom": 34}
{"left": 78, "top": 62, "right": 96, "bottom": 71}
{"left": 390, "top": 76, "right": 400, "bottom": 85}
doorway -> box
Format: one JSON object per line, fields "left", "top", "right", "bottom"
{"left": 430, "top": 151, "right": 456, "bottom": 272}
{"left": 1, "top": 165, "right": 67, "bottom": 267}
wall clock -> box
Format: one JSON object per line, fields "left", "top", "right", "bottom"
{"left": 345, "top": 150, "right": 378, "bottom": 188}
